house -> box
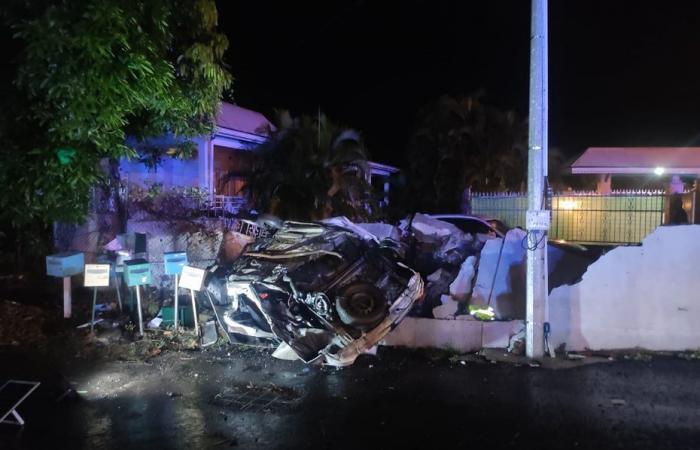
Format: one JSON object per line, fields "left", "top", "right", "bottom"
{"left": 571, "top": 147, "right": 700, "bottom": 194}
{"left": 120, "top": 103, "right": 275, "bottom": 211}
{"left": 120, "top": 102, "right": 398, "bottom": 213}
{"left": 571, "top": 146, "right": 700, "bottom": 224}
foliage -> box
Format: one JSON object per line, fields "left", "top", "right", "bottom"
{"left": 126, "top": 183, "right": 209, "bottom": 222}
{"left": 0, "top": 0, "right": 231, "bottom": 228}
{"left": 401, "top": 95, "right": 529, "bottom": 213}
{"left": 244, "top": 112, "right": 376, "bottom": 221}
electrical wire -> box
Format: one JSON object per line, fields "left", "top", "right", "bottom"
{"left": 521, "top": 177, "right": 551, "bottom": 251}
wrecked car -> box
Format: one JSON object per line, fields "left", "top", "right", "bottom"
{"left": 206, "top": 220, "right": 424, "bottom": 367}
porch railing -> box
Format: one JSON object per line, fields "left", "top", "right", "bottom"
{"left": 205, "top": 194, "right": 248, "bottom": 217}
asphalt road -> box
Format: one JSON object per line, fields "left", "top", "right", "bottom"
{"left": 1, "top": 344, "right": 700, "bottom": 450}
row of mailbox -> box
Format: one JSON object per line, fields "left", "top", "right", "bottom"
{"left": 46, "top": 251, "right": 204, "bottom": 290}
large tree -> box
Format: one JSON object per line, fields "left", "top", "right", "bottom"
{"left": 243, "top": 111, "right": 375, "bottom": 222}
{"left": 402, "top": 94, "right": 536, "bottom": 213}
{"left": 0, "top": 0, "right": 231, "bottom": 229}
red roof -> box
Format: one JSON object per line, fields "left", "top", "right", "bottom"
{"left": 215, "top": 102, "right": 275, "bottom": 136}
{"left": 571, "top": 147, "right": 700, "bottom": 174}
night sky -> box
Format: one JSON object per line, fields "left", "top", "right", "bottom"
{"left": 218, "top": 0, "right": 700, "bottom": 167}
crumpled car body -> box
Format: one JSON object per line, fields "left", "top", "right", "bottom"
{"left": 209, "top": 220, "right": 424, "bottom": 367}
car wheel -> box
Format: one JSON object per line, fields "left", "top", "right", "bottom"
{"left": 335, "top": 283, "right": 388, "bottom": 331}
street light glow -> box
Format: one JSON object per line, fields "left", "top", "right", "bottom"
{"left": 654, "top": 167, "right": 665, "bottom": 176}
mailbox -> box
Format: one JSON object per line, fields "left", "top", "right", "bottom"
{"left": 123, "top": 259, "right": 151, "bottom": 287}
{"left": 46, "top": 252, "right": 84, "bottom": 278}
{"left": 163, "top": 251, "right": 188, "bottom": 276}
{"left": 84, "top": 264, "right": 111, "bottom": 288}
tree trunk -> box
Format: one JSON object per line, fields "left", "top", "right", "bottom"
{"left": 109, "top": 158, "right": 128, "bottom": 234}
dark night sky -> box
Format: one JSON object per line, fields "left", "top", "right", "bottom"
{"left": 217, "top": 0, "right": 700, "bottom": 168}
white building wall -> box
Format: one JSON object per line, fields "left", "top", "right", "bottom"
{"left": 120, "top": 155, "right": 201, "bottom": 189}
{"left": 120, "top": 135, "right": 207, "bottom": 189}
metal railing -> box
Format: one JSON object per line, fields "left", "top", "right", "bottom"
{"left": 471, "top": 190, "right": 694, "bottom": 244}
{"left": 205, "top": 195, "right": 248, "bottom": 217}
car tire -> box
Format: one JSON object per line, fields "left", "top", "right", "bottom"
{"left": 335, "top": 283, "right": 388, "bottom": 331}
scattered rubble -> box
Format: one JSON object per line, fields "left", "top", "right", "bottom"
{"left": 356, "top": 222, "right": 401, "bottom": 241}
{"left": 448, "top": 255, "right": 477, "bottom": 301}
{"left": 432, "top": 295, "right": 459, "bottom": 319}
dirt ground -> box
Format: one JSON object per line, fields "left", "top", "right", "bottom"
{"left": 2, "top": 296, "right": 700, "bottom": 450}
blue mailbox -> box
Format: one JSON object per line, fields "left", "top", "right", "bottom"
{"left": 123, "top": 259, "right": 152, "bottom": 287}
{"left": 163, "top": 251, "right": 188, "bottom": 276}
{"left": 46, "top": 252, "right": 85, "bottom": 278}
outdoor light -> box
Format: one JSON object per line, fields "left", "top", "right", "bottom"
{"left": 654, "top": 167, "right": 665, "bottom": 176}
{"left": 560, "top": 200, "right": 578, "bottom": 210}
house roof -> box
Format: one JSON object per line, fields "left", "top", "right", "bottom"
{"left": 215, "top": 102, "right": 275, "bottom": 137}
{"left": 571, "top": 147, "right": 700, "bottom": 174}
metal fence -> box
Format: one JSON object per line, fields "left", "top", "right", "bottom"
{"left": 471, "top": 190, "right": 694, "bottom": 244}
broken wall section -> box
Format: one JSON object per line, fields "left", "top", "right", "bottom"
{"left": 549, "top": 225, "right": 700, "bottom": 351}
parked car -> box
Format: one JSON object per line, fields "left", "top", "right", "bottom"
{"left": 205, "top": 220, "right": 424, "bottom": 367}
{"left": 430, "top": 213, "right": 588, "bottom": 252}
{"left": 429, "top": 214, "right": 509, "bottom": 238}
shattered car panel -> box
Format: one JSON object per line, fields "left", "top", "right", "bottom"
{"left": 214, "top": 221, "right": 424, "bottom": 367}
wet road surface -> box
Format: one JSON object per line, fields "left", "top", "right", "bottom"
{"left": 2, "top": 345, "right": 700, "bottom": 450}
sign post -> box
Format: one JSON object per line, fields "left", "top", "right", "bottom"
{"left": 114, "top": 250, "right": 131, "bottom": 311}
{"left": 123, "top": 259, "right": 152, "bottom": 336}
{"left": 112, "top": 267, "right": 123, "bottom": 311}
{"left": 84, "top": 264, "right": 110, "bottom": 332}
{"left": 164, "top": 252, "right": 188, "bottom": 331}
{"left": 46, "top": 252, "right": 84, "bottom": 319}
{"left": 178, "top": 265, "right": 206, "bottom": 337}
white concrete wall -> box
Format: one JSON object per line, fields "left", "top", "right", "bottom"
{"left": 471, "top": 229, "right": 527, "bottom": 319}
{"left": 548, "top": 225, "right": 700, "bottom": 351}
{"left": 120, "top": 156, "right": 200, "bottom": 189}
{"left": 119, "top": 135, "right": 204, "bottom": 189}
{"left": 381, "top": 317, "right": 524, "bottom": 352}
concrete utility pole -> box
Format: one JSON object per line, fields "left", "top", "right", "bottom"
{"left": 526, "top": 0, "right": 549, "bottom": 359}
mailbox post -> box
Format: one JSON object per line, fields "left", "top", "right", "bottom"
{"left": 178, "top": 265, "right": 206, "bottom": 337}
{"left": 123, "top": 259, "right": 151, "bottom": 336}
{"left": 46, "top": 252, "right": 85, "bottom": 318}
{"left": 84, "top": 264, "right": 110, "bottom": 331}
{"left": 163, "top": 251, "right": 188, "bottom": 331}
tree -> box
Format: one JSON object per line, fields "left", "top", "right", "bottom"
{"left": 0, "top": 0, "right": 232, "bottom": 229}
{"left": 402, "top": 94, "right": 555, "bottom": 213}
{"left": 244, "top": 111, "right": 374, "bottom": 221}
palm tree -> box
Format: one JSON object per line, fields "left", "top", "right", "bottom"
{"left": 244, "top": 111, "right": 374, "bottom": 221}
